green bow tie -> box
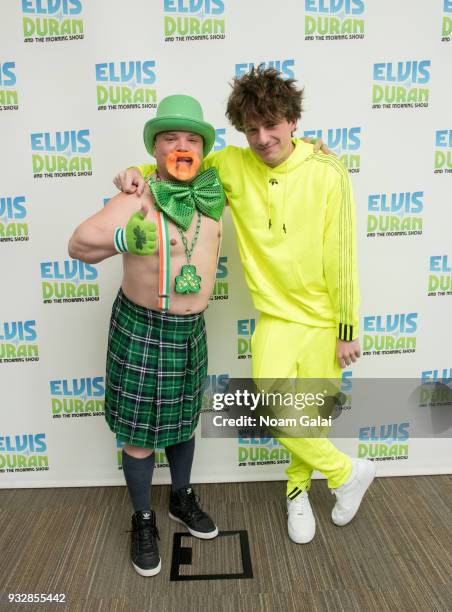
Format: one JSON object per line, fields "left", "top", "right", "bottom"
{"left": 148, "top": 167, "right": 225, "bottom": 230}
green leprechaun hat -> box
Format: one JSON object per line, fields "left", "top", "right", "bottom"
{"left": 143, "top": 94, "right": 216, "bottom": 157}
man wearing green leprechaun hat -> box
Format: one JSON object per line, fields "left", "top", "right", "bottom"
{"left": 69, "top": 94, "right": 225, "bottom": 577}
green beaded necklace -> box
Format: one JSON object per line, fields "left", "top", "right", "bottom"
{"left": 174, "top": 210, "right": 202, "bottom": 294}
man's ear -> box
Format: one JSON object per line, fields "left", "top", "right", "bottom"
{"left": 152, "top": 134, "right": 159, "bottom": 157}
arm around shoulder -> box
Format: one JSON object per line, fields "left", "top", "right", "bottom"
{"left": 113, "top": 164, "right": 154, "bottom": 195}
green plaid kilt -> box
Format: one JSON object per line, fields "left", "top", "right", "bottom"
{"left": 105, "top": 290, "right": 207, "bottom": 448}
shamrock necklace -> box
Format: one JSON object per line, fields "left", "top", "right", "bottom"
{"left": 174, "top": 210, "right": 202, "bottom": 294}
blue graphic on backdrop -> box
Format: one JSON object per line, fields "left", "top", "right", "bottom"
{"left": 0, "top": 320, "right": 39, "bottom": 364}
{"left": 40, "top": 259, "right": 99, "bottom": 303}
{"left": 31, "top": 129, "right": 92, "bottom": 178}
{"left": 0, "top": 62, "right": 19, "bottom": 110}
{"left": 0, "top": 433, "right": 49, "bottom": 471}
{"left": 164, "top": 0, "right": 225, "bottom": 41}
{"left": 303, "top": 127, "right": 361, "bottom": 172}
{"left": 434, "top": 130, "right": 452, "bottom": 173}
{"left": 235, "top": 59, "right": 294, "bottom": 79}
{"left": 428, "top": 255, "right": 452, "bottom": 296}
{"left": 0, "top": 196, "right": 29, "bottom": 242}
{"left": 95, "top": 60, "right": 157, "bottom": 110}
{"left": 50, "top": 376, "right": 105, "bottom": 418}
{"left": 362, "top": 313, "right": 417, "bottom": 356}
{"left": 366, "top": 191, "right": 424, "bottom": 238}
{"left": 372, "top": 60, "right": 431, "bottom": 109}
{"left": 22, "top": 0, "right": 84, "bottom": 42}
{"left": 304, "top": 0, "right": 365, "bottom": 41}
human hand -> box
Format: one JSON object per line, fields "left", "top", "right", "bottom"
{"left": 302, "top": 136, "right": 335, "bottom": 156}
{"left": 114, "top": 201, "right": 157, "bottom": 255}
{"left": 336, "top": 338, "right": 361, "bottom": 368}
{"left": 113, "top": 167, "right": 146, "bottom": 196}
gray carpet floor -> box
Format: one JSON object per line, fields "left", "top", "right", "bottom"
{"left": 0, "top": 475, "right": 451, "bottom": 611}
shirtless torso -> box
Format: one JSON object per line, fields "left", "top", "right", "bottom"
{"left": 122, "top": 188, "right": 221, "bottom": 314}
{"left": 69, "top": 184, "right": 221, "bottom": 314}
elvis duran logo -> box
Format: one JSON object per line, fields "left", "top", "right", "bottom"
{"left": 96, "top": 61, "right": 157, "bottom": 111}
{"left": 210, "top": 256, "right": 229, "bottom": 302}
{"left": 304, "top": 0, "right": 365, "bottom": 41}
{"left": 434, "top": 130, "right": 452, "bottom": 173}
{"left": 31, "top": 130, "right": 92, "bottom": 179}
{"left": 237, "top": 318, "right": 255, "bottom": 360}
{"left": 202, "top": 372, "right": 229, "bottom": 412}
{"left": 420, "top": 368, "right": 452, "bottom": 408}
{"left": 443, "top": 0, "right": 452, "bottom": 41}
{"left": 0, "top": 62, "right": 19, "bottom": 111}
{"left": 0, "top": 434, "right": 49, "bottom": 472}
{"left": 366, "top": 191, "right": 423, "bottom": 238}
{"left": 22, "top": 0, "right": 84, "bottom": 43}
{"left": 214, "top": 128, "right": 226, "bottom": 150}
{"left": 116, "top": 439, "right": 168, "bottom": 469}
{"left": 358, "top": 422, "right": 409, "bottom": 461}
{"left": 303, "top": 127, "right": 361, "bottom": 172}
{"left": 0, "top": 196, "right": 29, "bottom": 243}
{"left": 40, "top": 259, "right": 99, "bottom": 304}
{"left": 421, "top": 368, "right": 452, "bottom": 384}
{"left": 0, "top": 320, "right": 39, "bottom": 364}
{"left": 50, "top": 376, "right": 105, "bottom": 419}
{"left": 235, "top": 60, "right": 295, "bottom": 80}
{"left": 362, "top": 313, "right": 417, "bottom": 356}
{"left": 238, "top": 436, "right": 290, "bottom": 467}
{"left": 340, "top": 370, "right": 352, "bottom": 410}
{"left": 372, "top": 60, "right": 431, "bottom": 109}
{"left": 428, "top": 255, "right": 452, "bottom": 296}
{"left": 163, "top": 0, "right": 225, "bottom": 42}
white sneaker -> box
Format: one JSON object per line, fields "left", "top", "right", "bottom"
{"left": 331, "top": 458, "right": 376, "bottom": 526}
{"left": 287, "top": 490, "right": 316, "bottom": 543}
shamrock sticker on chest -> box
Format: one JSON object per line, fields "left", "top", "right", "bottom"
{"left": 175, "top": 265, "right": 201, "bottom": 294}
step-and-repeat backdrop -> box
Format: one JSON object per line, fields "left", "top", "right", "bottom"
{"left": 1, "top": 1, "right": 451, "bottom": 488}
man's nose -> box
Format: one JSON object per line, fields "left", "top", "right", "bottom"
{"left": 256, "top": 128, "right": 270, "bottom": 145}
{"left": 175, "top": 136, "right": 191, "bottom": 151}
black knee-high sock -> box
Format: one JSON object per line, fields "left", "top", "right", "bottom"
{"left": 165, "top": 436, "right": 195, "bottom": 492}
{"left": 122, "top": 449, "right": 155, "bottom": 513}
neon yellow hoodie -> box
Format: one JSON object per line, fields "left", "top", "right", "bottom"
{"left": 137, "top": 139, "right": 360, "bottom": 340}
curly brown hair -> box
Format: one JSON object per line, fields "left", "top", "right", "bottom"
{"left": 226, "top": 65, "right": 304, "bottom": 132}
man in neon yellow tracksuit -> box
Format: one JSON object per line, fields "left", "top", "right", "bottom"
{"left": 113, "top": 67, "right": 376, "bottom": 544}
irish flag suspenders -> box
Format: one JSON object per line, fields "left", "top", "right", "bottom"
{"left": 157, "top": 211, "right": 170, "bottom": 311}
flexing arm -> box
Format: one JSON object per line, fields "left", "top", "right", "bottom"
{"left": 68, "top": 193, "right": 155, "bottom": 264}
{"left": 69, "top": 222, "right": 117, "bottom": 264}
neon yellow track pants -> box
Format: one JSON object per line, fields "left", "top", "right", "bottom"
{"left": 251, "top": 313, "right": 352, "bottom": 497}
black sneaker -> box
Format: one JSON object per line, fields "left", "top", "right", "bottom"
{"left": 129, "top": 510, "right": 161, "bottom": 576}
{"left": 169, "top": 486, "right": 218, "bottom": 539}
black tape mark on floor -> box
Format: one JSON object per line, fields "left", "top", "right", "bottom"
{"left": 170, "top": 530, "right": 253, "bottom": 581}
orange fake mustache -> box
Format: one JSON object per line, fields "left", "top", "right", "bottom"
{"left": 166, "top": 150, "right": 201, "bottom": 181}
